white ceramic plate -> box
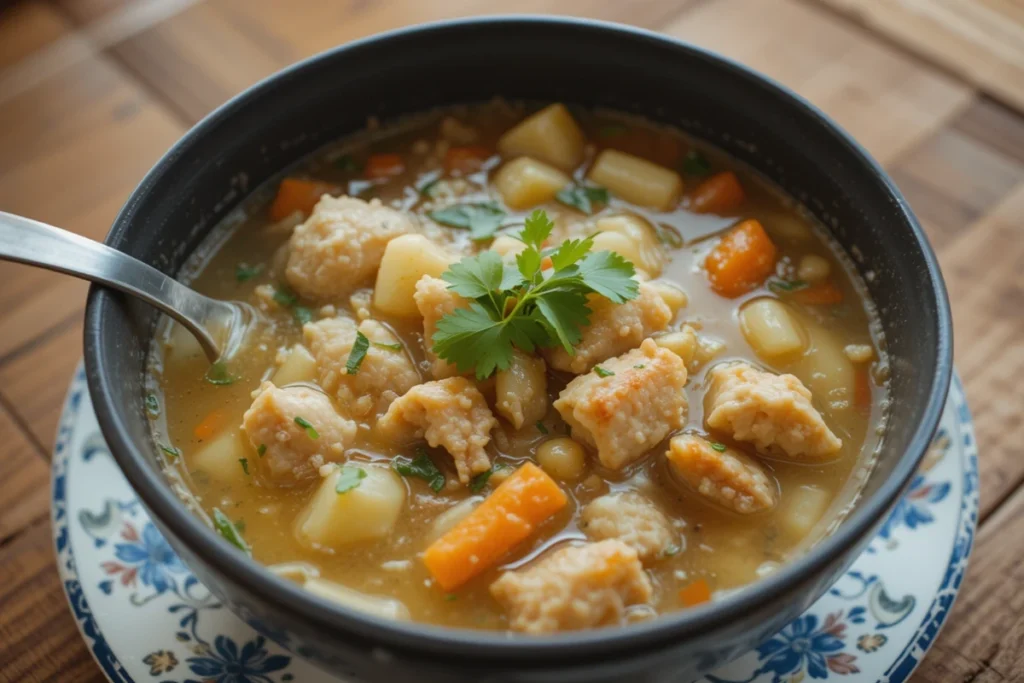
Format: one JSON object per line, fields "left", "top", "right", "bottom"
{"left": 52, "top": 366, "right": 977, "bottom": 683}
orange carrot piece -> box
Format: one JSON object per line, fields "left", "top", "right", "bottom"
{"left": 194, "top": 409, "right": 228, "bottom": 441}
{"left": 365, "top": 153, "right": 405, "bottom": 179}
{"left": 443, "top": 146, "right": 491, "bottom": 174}
{"left": 423, "top": 462, "right": 567, "bottom": 591}
{"left": 791, "top": 281, "right": 844, "bottom": 306}
{"left": 689, "top": 171, "right": 745, "bottom": 215}
{"left": 679, "top": 579, "right": 712, "bottom": 607}
{"left": 854, "top": 368, "right": 872, "bottom": 413}
{"left": 269, "top": 178, "right": 337, "bottom": 221}
{"left": 704, "top": 219, "right": 778, "bottom": 298}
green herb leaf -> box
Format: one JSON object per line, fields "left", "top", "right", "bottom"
{"left": 469, "top": 468, "right": 494, "bottom": 493}
{"left": 536, "top": 421, "right": 549, "bottom": 435}
{"left": 239, "top": 458, "right": 249, "bottom": 475}
{"left": 257, "top": 444, "right": 266, "bottom": 457}
{"left": 444, "top": 594, "right": 458, "bottom": 602}
{"left": 594, "top": 366, "right": 615, "bottom": 378}
{"left": 204, "top": 361, "right": 238, "bottom": 386}
{"left": 428, "top": 202, "right": 506, "bottom": 241}
{"left": 212, "top": 507, "right": 250, "bottom": 554}
{"left": 575, "top": 250, "right": 638, "bottom": 304}
{"left": 335, "top": 466, "right": 367, "bottom": 494}
{"left": 346, "top": 331, "right": 370, "bottom": 375}
{"left": 145, "top": 393, "right": 160, "bottom": 417}
{"left": 272, "top": 286, "right": 298, "bottom": 307}
{"left": 516, "top": 247, "right": 542, "bottom": 280}
{"left": 519, "top": 209, "right": 554, "bottom": 250}
{"left": 293, "top": 305, "right": 314, "bottom": 325}
{"left": 556, "top": 185, "right": 609, "bottom": 215}
{"left": 235, "top": 263, "right": 263, "bottom": 282}
{"left": 442, "top": 251, "right": 507, "bottom": 300}
{"left": 710, "top": 442, "right": 727, "bottom": 452}
{"left": 392, "top": 450, "right": 445, "bottom": 493}
{"left": 160, "top": 444, "right": 180, "bottom": 458}
{"left": 768, "top": 279, "right": 809, "bottom": 293}
{"left": 548, "top": 235, "right": 595, "bottom": 272}
{"left": 682, "top": 149, "right": 712, "bottom": 176}
{"left": 534, "top": 289, "right": 591, "bottom": 354}
{"left": 334, "top": 154, "right": 362, "bottom": 172}
{"left": 294, "top": 416, "right": 319, "bottom": 440}
{"left": 634, "top": 364, "right": 646, "bottom": 369}
{"left": 373, "top": 341, "right": 403, "bottom": 351}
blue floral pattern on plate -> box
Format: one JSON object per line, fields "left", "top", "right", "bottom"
{"left": 51, "top": 366, "right": 978, "bottom": 683}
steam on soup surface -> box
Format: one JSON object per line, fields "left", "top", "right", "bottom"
{"left": 149, "top": 101, "right": 888, "bottom": 634}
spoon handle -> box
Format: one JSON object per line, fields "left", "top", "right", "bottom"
{"left": 0, "top": 211, "right": 227, "bottom": 361}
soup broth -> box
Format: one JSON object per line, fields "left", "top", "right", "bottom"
{"left": 149, "top": 101, "right": 887, "bottom": 633}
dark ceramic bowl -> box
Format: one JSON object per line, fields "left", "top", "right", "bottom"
{"left": 83, "top": 15, "right": 952, "bottom": 683}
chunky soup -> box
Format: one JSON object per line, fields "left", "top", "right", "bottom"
{"left": 148, "top": 101, "right": 888, "bottom": 634}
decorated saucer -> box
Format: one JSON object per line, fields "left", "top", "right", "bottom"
{"left": 52, "top": 366, "right": 977, "bottom": 682}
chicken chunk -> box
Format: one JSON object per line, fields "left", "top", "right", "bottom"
{"left": 285, "top": 195, "right": 413, "bottom": 300}
{"left": 580, "top": 492, "right": 678, "bottom": 563}
{"left": 303, "top": 317, "right": 420, "bottom": 417}
{"left": 241, "top": 382, "right": 356, "bottom": 487}
{"left": 490, "top": 540, "right": 653, "bottom": 634}
{"left": 544, "top": 282, "right": 673, "bottom": 374}
{"left": 413, "top": 275, "right": 468, "bottom": 379}
{"left": 667, "top": 434, "right": 778, "bottom": 514}
{"left": 554, "top": 339, "right": 688, "bottom": 470}
{"left": 377, "top": 377, "right": 496, "bottom": 484}
{"left": 704, "top": 362, "right": 843, "bottom": 460}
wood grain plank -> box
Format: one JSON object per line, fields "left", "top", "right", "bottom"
{"left": 954, "top": 96, "right": 1024, "bottom": 166}
{"left": 0, "top": 405, "right": 49, "bottom": 543}
{"left": 104, "top": 0, "right": 694, "bottom": 123}
{"left": 661, "top": 0, "right": 974, "bottom": 166}
{"left": 0, "top": 1, "right": 67, "bottom": 69}
{"left": 0, "top": 519, "right": 105, "bottom": 683}
{"left": 814, "top": 0, "right": 1024, "bottom": 113}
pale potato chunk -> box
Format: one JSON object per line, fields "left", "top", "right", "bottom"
{"left": 797, "top": 254, "right": 831, "bottom": 282}
{"left": 493, "top": 157, "right": 571, "bottom": 210}
{"left": 705, "top": 362, "right": 842, "bottom": 461}
{"left": 163, "top": 321, "right": 204, "bottom": 363}
{"left": 497, "top": 103, "right": 585, "bottom": 170}
{"left": 544, "top": 281, "right": 672, "bottom": 374}
{"left": 667, "top": 434, "right": 778, "bottom": 514}
{"left": 788, "top": 323, "right": 856, "bottom": 412}
{"left": 490, "top": 234, "right": 527, "bottom": 259}
{"left": 414, "top": 276, "right": 469, "bottom": 379}
{"left": 295, "top": 464, "right": 406, "bottom": 549}
{"left": 242, "top": 382, "right": 357, "bottom": 487}
{"left": 654, "top": 328, "right": 698, "bottom": 364}
{"left": 374, "top": 234, "right": 458, "bottom": 317}
{"left": 536, "top": 437, "right": 587, "bottom": 481}
{"left": 191, "top": 428, "right": 249, "bottom": 485}
{"left": 588, "top": 149, "right": 683, "bottom": 210}
{"left": 304, "top": 317, "right": 420, "bottom": 417}
{"left": 740, "top": 298, "right": 807, "bottom": 361}
{"left": 377, "top": 377, "right": 496, "bottom": 485}
{"left": 580, "top": 492, "right": 678, "bottom": 563}
{"left": 778, "top": 484, "right": 832, "bottom": 539}
{"left": 304, "top": 578, "right": 410, "bottom": 621}
{"left": 285, "top": 195, "right": 413, "bottom": 300}
{"left": 644, "top": 280, "right": 688, "bottom": 316}
{"left": 271, "top": 344, "right": 318, "bottom": 386}
{"left": 427, "top": 496, "right": 483, "bottom": 542}
{"left": 593, "top": 214, "right": 666, "bottom": 277}
{"left": 495, "top": 350, "right": 548, "bottom": 429}
{"left": 554, "top": 339, "right": 688, "bottom": 470}
{"left": 490, "top": 540, "right": 653, "bottom": 634}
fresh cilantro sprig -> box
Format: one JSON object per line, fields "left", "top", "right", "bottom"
{"left": 431, "top": 209, "right": 639, "bottom": 379}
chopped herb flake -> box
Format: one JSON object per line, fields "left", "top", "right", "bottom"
{"left": 334, "top": 154, "right": 361, "bottom": 172}
{"left": 469, "top": 467, "right": 496, "bottom": 493}
{"left": 555, "top": 184, "right": 610, "bottom": 215}
{"left": 373, "top": 341, "right": 403, "bottom": 351}
{"left": 257, "top": 444, "right": 266, "bottom": 457}
{"left": 768, "top": 279, "right": 809, "bottom": 293}
{"left": 428, "top": 202, "right": 506, "bottom": 241}
{"left": 682, "top": 149, "right": 712, "bottom": 177}
{"left": 444, "top": 594, "right": 458, "bottom": 602}
{"left": 598, "top": 123, "right": 627, "bottom": 138}
{"left": 594, "top": 366, "right": 615, "bottom": 378}
{"left": 634, "top": 364, "right": 646, "bottom": 369}
{"left": 272, "top": 286, "right": 298, "bottom": 307}
{"left": 710, "top": 442, "right": 727, "bottom": 452}
{"left": 294, "top": 416, "right": 319, "bottom": 440}
{"left": 335, "top": 466, "right": 367, "bottom": 494}
{"left": 239, "top": 458, "right": 249, "bottom": 475}
{"left": 212, "top": 507, "right": 250, "bottom": 554}
{"left": 662, "top": 544, "right": 681, "bottom": 558}
{"left": 392, "top": 449, "right": 445, "bottom": 493}
{"left": 346, "top": 331, "right": 370, "bottom": 374}
{"left": 204, "top": 361, "right": 238, "bottom": 386}
{"left": 235, "top": 263, "right": 263, "bottom": 282}
{"left": 293, "top": 305, "right": 314, "bottom": 325}
{"left": 535, "top": 421, "right": 549, "bottom": 435}
{"left": 145, "top": 393, "right": 160, "bottom": 417}
{"left": 159, "top": 444, "right": 180, "bottom": 458}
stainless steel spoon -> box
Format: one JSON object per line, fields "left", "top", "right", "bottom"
{"left": 0, "top": 211, "right": 257, "bottom": 362}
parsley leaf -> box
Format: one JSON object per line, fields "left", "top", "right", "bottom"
{"left": 239, "top": 458, "right": 249, "bottom": 475}
{"left": 548, "top": 236, "right": 595, "bottom": 272}
{"left": 535, "top": 290, "right": 591, "bottom": 353}
{"left": 145, "top": 393, "right": 160, "bottom": 417}
{"left": 594, "top": 366, "right": 614, "bottom": 378}
{"left": 257, "top": 444, "right": 266, "bottom": 457}
{"left": 469, "top": 469, "right": 494, "bottom": 493}
{"left": 205, "top": 361, "right": 238, "bottom": 386}
{"left": 442, "top": 251, "right": 507, "bottom": 300}
{"left": 160, "top": 444, "right": 180, "bottom": 458}
{"left": 293, "top": 305, "right": 314, "bottom": 325}
{"left": 710, "top": 442, "right": 728, "bottom": 452}
{"left": 272, "top": 286, "right": 298, "bottom": 307}
{"left": 556, "top": 185, "right": 609, "bottom": 215}
{"left": 346, "top": 331, "right": 370, "bottom": 374}
{"left": 235, "top": 263, "right": 263, "bottom": 282}
{"left": 392, "top": 450, "right": 445, "bottom": 493}
{"left": 768, "top": 279, "right": 809, "bottom": 293}
{"left": 575, "top": 250, "right": 639, "bottom": 304}
{"left": 335, "top": 466, "right": 367, "bottom": 494}
{"left": 212, "top": 507, "right": 250, "bottom": 554}
{"left": 519, "top": 209, "right": 554, "bottom": 249}
{"left": 536, "top": 421, "right": 549, "bottom": 435}
{"left": 294, "top": 416, "right": 319, "bottom": 439}
{"left": 429, "top": 202, "right": 506, "bottom": 241}
{"left": 373, "top": 341, "right": 403, "bottom": 351}
{"left": 682, "top": 149, "right": 712, "bottom": 176}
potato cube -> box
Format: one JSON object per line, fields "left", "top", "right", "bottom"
{"left": 191, "top": 428, "right": 249, "bottom": 485}
{"left": 787, "top": 322, "right": 855, "bottom": 412}
{"left": 778, "top": 484, "right": 831, "bottom": 539}
{"left": 654, "top": 328, "right": 698, "bottom": 364}
{"left": 271, "top": 345, "right": 318, "bottom": 386}
{"left": 493, "top": 157, "right": 571, "bottom": 210}
{"left": 740, "top": 298, "right": 807, "bottom": 361}
{"left": 497, "top": 103, "right": 586, "bottom": 170}
{"left": 295, "top": 464, "right": 406, "bottom": 549}
{"left": 491, "top": 234, "right": 526, "bottom": 259}
{"left": 593, "top": 214, "right": 665, "bottom": 277}
{"left": 374, "top": 235, "right": 458, "bottom": 317}
{"left": 588, "top": 149, "right": 683, "bottom": 211}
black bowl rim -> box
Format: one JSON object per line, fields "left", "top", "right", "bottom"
{"left": 84, "top": 14, "right": 953, "bottom": 665}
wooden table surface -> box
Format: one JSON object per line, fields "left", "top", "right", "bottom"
{"left": 1, "top": 0, "right": 1022, "bottom": 680}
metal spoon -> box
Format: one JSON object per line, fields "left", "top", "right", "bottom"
{"left": 0, "top": 211, "right": 257, "bottom": 362}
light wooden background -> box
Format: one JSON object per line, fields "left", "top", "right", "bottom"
{"left": 1, "top": 0, "right": 1022, "bottom": 680}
